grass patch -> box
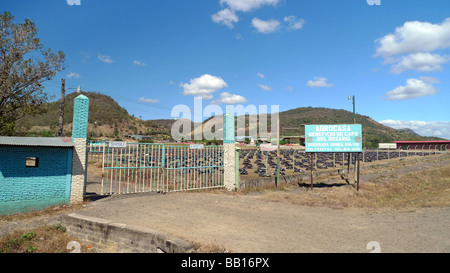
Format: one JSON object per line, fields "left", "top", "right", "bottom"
{"left": 0, "top": 225, "right": 95, "bottom": 253}
{"left": 0, "top": 202, "right": 89, "bottom": 222}
{"left": 260, "top": 164, "right": 450, "bottom": 210}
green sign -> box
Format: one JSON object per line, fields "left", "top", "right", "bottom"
{"left": 305, "top": 124, "right": 362, "bottom": 152}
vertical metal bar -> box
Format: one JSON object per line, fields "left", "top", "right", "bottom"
{"left": 109, "top": 148, "right": 114, "bottom": 194}
{"left": 126, "top": 144, "right": 130, "bottom": 193}
{"left": 143, "top": 144, "right": 147, "bottom": 192}
{"left": 101, "top": 143, "right": 105, "bottom": 195}
{"left": 106, "top": 145, "right": 110, "bottom": 194}
{"left": 203, "top": 147, "right": 206, "bottom": 188}
{"left": 149, "top": 144, "right": 153, "bottom": 191}
{"left": 134, "top": 144, "right": 138, "bottom": 193}
{"left": 171, "top": 146, "right": 174, "bottom": 191}
{"left": 194, "top": 148, "right": 197, "bottom": 189}
{"left": 115, "top": 147, "right": 119, "bottom": 193}
{"left": 235, "top": 147, "right": 239, "bottom": 190}
{"left": 119, "top": 147, "right": 122, "bottom": 194}
{"left": 161, "top": 144, "right": 165, "bottom": 192}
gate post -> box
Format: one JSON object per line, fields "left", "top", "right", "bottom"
{"left": 223, "top": 113, "right": 236, "bottom": 191}
{"left": 70, "top": 94, "right": 89, "bottom": 203}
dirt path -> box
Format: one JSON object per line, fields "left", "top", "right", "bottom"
{"left": 77, "top": 155, "right": 450, "bottom": 253}
{"left": 76, "top": 191, "right": 449, "bottom": 253}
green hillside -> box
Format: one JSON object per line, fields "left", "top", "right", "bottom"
{"left": 15, "top": 92, "right": 173, "bottom": 140}
{"left": 14, "top": 92, "right": 442, "bottom": 146}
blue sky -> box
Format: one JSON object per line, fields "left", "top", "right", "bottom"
{"left": 3, "top": 0, "right": 450, "bottom": 139}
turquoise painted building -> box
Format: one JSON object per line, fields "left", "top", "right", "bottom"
{"left": 0, "top": 137, "right": 74, "bottom": 215}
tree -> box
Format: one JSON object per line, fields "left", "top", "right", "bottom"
{"left": 0, "top": 12, "right": 65, "bottom": 135}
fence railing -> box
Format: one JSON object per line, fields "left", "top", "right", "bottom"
{"left": 93, "top": 142, "right": 224, "bottom": 195}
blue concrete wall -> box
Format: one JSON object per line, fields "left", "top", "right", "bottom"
{"left": 0, "top": 146, "right": 73, "bottom": 216}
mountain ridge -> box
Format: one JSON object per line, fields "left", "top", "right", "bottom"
{"left": 14, "top": 92, "right": 444, "bottom": 146}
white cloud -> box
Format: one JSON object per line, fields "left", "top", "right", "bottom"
{"left": 220, "top": 0, "right": 280, "bottom": 12}
{"left": 256, "top": 73, "right": 265, "bottom": 79}
{"left": 286, "top": 86, "right": 294, "bottom": 92}
{"left": 180, "top": 74, "right": 228, "bottom": 99}
{"left": 375, "top": 18, "right": 450, "bottom": 75}
{"left": 284, "top": 16, "right": 305, "bottom": 30}
{"left": 385, "top": 78, "right": 439, "bottom": 100}
{"left": 98, "top": 54, "right": 113, "bottom": 64}
{"left": 252, "top": 18, "right": 281, "bottom": 34}
{"left": 419, "top": 76, "right": 440, "bottom": 84}
{"left": 306, "top": 77, "right": 334, "bottom": 88}
{"left": 133, "top": 60, "right": 146, "bottom": 66}
{"left": 139, "top": 97, "right": 160, "bottom": 103}
{"left": 67, "top": 72, "right": 81, "bottom": 79}
{"left": 212, "top": 92, "right": 248, "bottom": 104}
{"left": 390, "top": 53, "right": 449, "bottom": 74}
{"left": 380, "top": 119, "right": 450, "bottom": 140}
{"left": 212, "top": 8, "right": 239, "bottom": 28}
{"left": 375, "top": 18, "right": 450, "bottom": 59}
{"left": 258, "top": 84, "right": 272, "bottom": 91}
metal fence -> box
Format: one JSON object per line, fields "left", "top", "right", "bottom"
{"left": 99, "top": 143, "right": 224, "bottom": 195}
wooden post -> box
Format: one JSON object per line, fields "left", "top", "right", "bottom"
{"left": 310, "top": 153, "right": 314, "bottom": 190}
{"left": 347, "top": 152, "right": 350, "bottom": 177}
{"left": 58, "top": 78, "right": 65, "bottom": 137}
{"left": 357, "top": 152, "right": 361, "bottom": 191}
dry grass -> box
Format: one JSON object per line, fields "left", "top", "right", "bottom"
{"left": 0, "top": 202, "right": 89, "bottom": 222}
{"left": 0, "top": 225, "right": 95, "bottom": 253}
{"left": 260, "top": 163, "right": 450, "bottom": 210}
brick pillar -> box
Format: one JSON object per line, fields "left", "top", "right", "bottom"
{"left": 71, "top": 94, "right": 89, "bottom": 203}
{"left": 223, "top": 113, "right": 236, "bottom": 191}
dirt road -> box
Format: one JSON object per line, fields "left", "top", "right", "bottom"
{"left": 76, "top": 155, "right": 450, "bottom": 253}
{"left": 76, "top": 191, "right": 449, "bottom": 253}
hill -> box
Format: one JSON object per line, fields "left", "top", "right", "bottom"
{"left": 15, "top": 92, "right": 175, "bottom": 140}
{"left": 14, "top": 92, "right": 443, "bottom": 146}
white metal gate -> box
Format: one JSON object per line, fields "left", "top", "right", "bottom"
{"left": 100, "top": 143, "right": 224, "bottom": 195}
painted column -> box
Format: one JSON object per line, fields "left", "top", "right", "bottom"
{"left": 223, "top": 113, "right": 236, "bottom": 191}
{"left": 70, "top": 94, "right": 89, "bottom": 203}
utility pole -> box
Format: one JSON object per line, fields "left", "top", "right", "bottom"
{"left": 348, "top": 95, "right": 357, "bottom": 184}
{"left": 348, "top": 95, "right": 355, "bottom": 123}
{"left": 58, "top": 78, "right": 65, "bottom": 137}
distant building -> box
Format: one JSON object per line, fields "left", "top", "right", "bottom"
{"left": 394, "top": 140, "right": 450, "bottom": 151}
{"left": 281, "top": 136, "right": 305, "bottom": 145}
{"left": 126, "top": 135, "right": 152, "bottom": 140}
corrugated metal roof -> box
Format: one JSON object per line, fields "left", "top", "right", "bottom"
{"left": 0, "top": 136, "right": 74, "bottom": 147}
{"left": 394, "top": 140, "right": 450, "bottom": 143}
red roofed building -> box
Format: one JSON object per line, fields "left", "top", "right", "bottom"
{"left": 394, "top": 140, "right": 450, "bottom": 151}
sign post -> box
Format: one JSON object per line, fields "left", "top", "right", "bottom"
{"left": 305, "top": 124, "right": 362, "bottom": 190}
{"left": 305, "top": 124, "right": 362, "bottom": 153}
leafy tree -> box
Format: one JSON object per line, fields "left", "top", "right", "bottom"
{"left": 0, "top": 12, "right": 65, "bottom": 135}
